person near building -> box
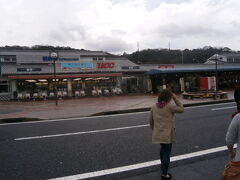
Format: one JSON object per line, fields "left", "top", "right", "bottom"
{"left": 149, "top": 89, "right": 184, "bottom": 180}
{"left": 234, "top": 85, "right": 240, "bottom": 110}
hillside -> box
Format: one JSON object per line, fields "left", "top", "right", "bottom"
{"left": 125, "top": 47, "right": 237, "bottom": 64}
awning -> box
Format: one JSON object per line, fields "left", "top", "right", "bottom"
{"left": 8, "top": 73, "right": 123, "bottom": 80}
{"left": 146, "top": 66, "right": 240, "bottom": 75}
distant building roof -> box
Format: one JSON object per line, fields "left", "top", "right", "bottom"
{"left": 205, "top": 53, "right": 240, "bottom": 64}
{"left": 220, "top": 53, "right": 240, "bottom": 57}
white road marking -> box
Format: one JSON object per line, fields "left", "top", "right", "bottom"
{"left": 14, "top": 124, "right": 149, "bottom": 141}
{"left": 186, "top": 102, "right": 235, "bottom": 109}
{"left": 0, "top": 102, "right": 235, "bottom": 126}
{"left": 49, "top": 144, "right": 236, "bottom": 180}
{"left": 212, "top": 106, "right": 236, "bottom": 111}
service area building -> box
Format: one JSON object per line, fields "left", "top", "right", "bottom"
{"left": 0, "top": 50, "right": 240, "bottom": 101}
{"left": 0, "top": 49, "right": 146, "bottom": 100}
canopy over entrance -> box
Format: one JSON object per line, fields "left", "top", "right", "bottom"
{"left": 8, "top": 73, "right": 123, "bottom": 80}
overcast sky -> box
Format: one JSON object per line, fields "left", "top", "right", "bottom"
{"left": 1, "top": 0, "right": 240, "bottom": 54}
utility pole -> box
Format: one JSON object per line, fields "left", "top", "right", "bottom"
{"left": 181, "top": 50, "right": 184, "bottom": 64}
{"left": 137, "top": 41, "right": 140, "bottom": 63}
{"left": 215, "top": 55, "right": 218, "bottom": 92}
{"left": 50, "top": 51, "right": 58, "bottom": 106}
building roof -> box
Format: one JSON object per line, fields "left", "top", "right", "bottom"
{"left": 146, "top": 63, "right": 240, "bottom": 75}
{"left": 204, "top": 53, "right": 240, "bottom": 64}
{"left": 220, "top": 53, "right": 240, "bottom": 58}
{"left": 0, "top": 49, "right": 115, "bottom": 64}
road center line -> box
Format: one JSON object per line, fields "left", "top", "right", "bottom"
{"left": 14, "top": 124, "right": 149, "bottom": 141}
{"left": 212, "top": 106, "right": 236, "bottom": 111}
{"left": 48, "top": 144, "right": 236, "bottom": 180}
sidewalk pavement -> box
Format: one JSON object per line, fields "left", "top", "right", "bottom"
{"left": 0, "top": 90, "right": 235, "bottom": 120}
{"left": 122, "top": 154, "right": 228, "bottom": 180}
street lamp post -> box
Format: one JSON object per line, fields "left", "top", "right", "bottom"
{"left": 215, "top": 55, "right": 218, "bottom": 92}
{"left": 50, "top": 51, "right": 58, "bottom": 106}
{"left": 181, "top": 50, "right": 184, "bottom": 64}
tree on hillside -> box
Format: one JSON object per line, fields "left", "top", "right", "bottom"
{"left": 126, "top": 46, "right": 233, "bottom": 64}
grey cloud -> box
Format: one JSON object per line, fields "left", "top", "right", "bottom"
{"left": 47, "top": 25, "right": 87, "bottom": 44}
{"left": 111, "top": 0, "right": 130, "bottom": 5}
{"left": 231, "top": 21, "right": 240, "bottom": 28}
{"left": 157, "top": 23, "right": 223, "bottom": 38}
{"left": 146, "top": 0, "right": 192, "bottom": 10}
{"left": 85, "top": 36, "right": 134, "bottom": 53}
{"left": 206, "top": 0, "right": 226, "bottom": 6}
{"left": 111, "top": 29, "right": 126, "bottom": 36}
{"left": 111, "top": 0, "right": 192, "bottom": 10}
{"left": 1, "top": 0, "right": 240, "bottom": 52}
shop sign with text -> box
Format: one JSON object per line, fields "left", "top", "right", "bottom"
{"left": 97, "top": 62, "right": 115, "bottom": 69}
{"left": 61, "top": 63, "right": 93, "bottom": 70}
{"left": 43, "top": 56, "right": 79, "bottom": 61}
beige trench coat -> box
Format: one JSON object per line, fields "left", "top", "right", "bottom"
{"left": 149, "top": 95, "right": 184, "bottom": 144}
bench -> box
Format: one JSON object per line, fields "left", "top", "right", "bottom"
{"left": 182, "top": 91, "right": 228, "bottom": 99}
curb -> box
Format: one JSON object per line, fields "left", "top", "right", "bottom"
{"left": 91, "top": 99, "right": 235, "bottom": 116}
{"left": 0, "top": 117, "right": 41, "bottom": 124}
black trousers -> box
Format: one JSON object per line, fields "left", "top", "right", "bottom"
{"left": 160, "top": 143, "right": 172, "bottom": 175}
{"left": 237, "top": 101, "right": 240, "bottom": 110}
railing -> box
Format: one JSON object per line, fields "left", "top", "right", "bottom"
{"left": 11, "top": 88, "right": 124, "bottom": 101}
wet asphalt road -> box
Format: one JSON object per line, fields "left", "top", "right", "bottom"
{"left": 0, "top": 102, "right": 237, "bottom": 180}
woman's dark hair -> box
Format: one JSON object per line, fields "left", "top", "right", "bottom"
{"left": 158, "top": 89, "right": 172, "bottom": 102}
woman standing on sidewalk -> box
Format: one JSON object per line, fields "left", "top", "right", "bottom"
{"left": 149, "top": 89, "right": 184, "bottom": 180}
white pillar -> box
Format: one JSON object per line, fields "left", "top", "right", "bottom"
{"left": 11, "top": 80, "right": 17, "bottom": 98}
{"left": 116, "top": 77, "right": 121, "bottom": 87}
{"left": 147, "top": 79, "right": 152, "bottom": 92}
{"left": 67, "top": 79, "right": 72, "bottom": 97}
{"left": 179, "top": 77, "right": 185, "bottom": 92}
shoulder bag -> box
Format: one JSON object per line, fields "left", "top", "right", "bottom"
{"left": 221, "top": 161, "right": 240, "bottom": 180}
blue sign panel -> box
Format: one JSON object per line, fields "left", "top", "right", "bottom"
{"left": 42, "top": 56, "right": 79, "bottom": 61}
{"left": 61, "top": 63, "right": 93, "bottom": 69}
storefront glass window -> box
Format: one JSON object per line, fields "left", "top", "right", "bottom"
{"left": 0, "top": 80, "right": 9, "bottom": 93}
{"left": 15, "top": 77, "right": 119, "bottom": 96}
{"left": 17, "top": 80, "right": 50, "bottom": 94}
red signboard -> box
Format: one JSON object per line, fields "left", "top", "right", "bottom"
{"left": 199, "top": 77, "right": 208, "bottom": 90}
{"left": 199, "top": 76, "right": 216, "bottom": 90}
{"left": 97, "top": 62, "right": 115, "bottom": 69}
{"left": 158, "top": 65, "right": 174, "bottom": 69}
